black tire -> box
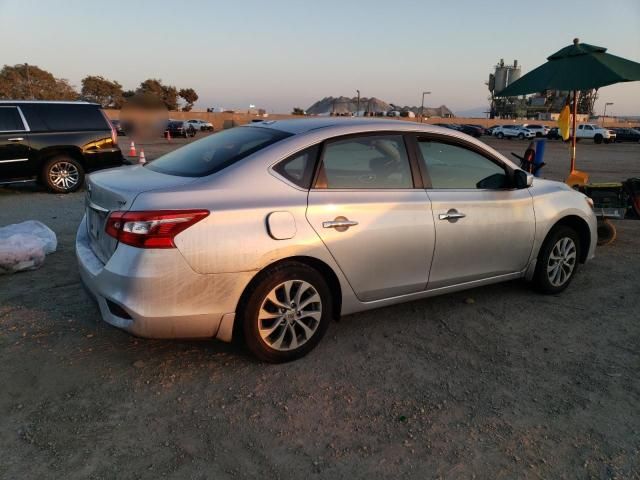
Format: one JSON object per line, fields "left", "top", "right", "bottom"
{"left": 41, "top": 155, "right": 85, "bottom": 193}
{"left": 497, "top": 132, "right": 504, "bottom": 139}
{"left": 240, "top": 261, "right": 333, "bottom": 363}
{"left": 533, "top": 225, "right": 581, "bottom": 294}
{"left": 594, "top": 134, "right": 603, "bottom": 144}
{"left": 518, "top": 133, "right": 525, "bottom": 140}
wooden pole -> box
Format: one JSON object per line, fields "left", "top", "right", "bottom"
{"left": 570, "top": 89, "right": 578, "bottom": 172}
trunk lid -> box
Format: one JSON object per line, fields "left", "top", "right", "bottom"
{"left": 85, "top": 164, "right": 197, "bottom": 264}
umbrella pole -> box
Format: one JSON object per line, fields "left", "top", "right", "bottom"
{"left": 570, "top": 89, "right": 577, "bottom": 172}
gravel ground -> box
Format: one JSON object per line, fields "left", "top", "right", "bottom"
{"left": 1, "top": 133, "right": 639, "bottom": 479}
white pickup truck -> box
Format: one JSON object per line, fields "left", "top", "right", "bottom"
{"left": 575, "top": 124, "right": 617, "bottom": 144}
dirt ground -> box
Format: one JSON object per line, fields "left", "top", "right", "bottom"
{"left": 1, "top": 133, "right": 639, "bottom": 479}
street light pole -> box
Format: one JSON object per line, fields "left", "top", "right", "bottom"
{"left": 603, "top": 102, "right": 614, "bottom": 126}
{"left": 356, "top": 90, "right": 360, "bottom": 117}
{"left": 420, "top": 91, "right": 431, "bottom": 123}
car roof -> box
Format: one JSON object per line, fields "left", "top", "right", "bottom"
{"left": 242, "top": 117, "right": 469, "bottom": 135}
{"left": 0, "top": 100, "right": 98, "bottom": 106}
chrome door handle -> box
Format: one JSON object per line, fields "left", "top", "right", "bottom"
{"left": 8, "top": 137, "right": 24, "bottom": 142}
{"left": 323, "top": 216, "right": 358, "bottom": 231}
{"left": 439, "top": 209, "right": 466, "bottom": 221}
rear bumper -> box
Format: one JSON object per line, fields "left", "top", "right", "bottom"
{"left": 76, "top": 215, "right": 252, "bottom": 340}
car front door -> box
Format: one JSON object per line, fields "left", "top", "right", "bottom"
{"left": 306, "top": 133, "right": 435, "bottom": 302}
{"left": 0, "top": 106, "right": 32, "bottom": 181}
{"left": 415, "top": 136, "right": 535, "bottom": 289}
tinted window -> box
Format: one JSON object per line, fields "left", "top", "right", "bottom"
{"left": 147, "top": 126, "right": 292, "bottom": 177}
{"left": 0, "top": 107, "right": 25, "bottom": 131}
{"left": 317, "top": 135, "right": 412, "bottom": 189}
{"left": 418, "top": 141, "right": 508, "bottom": 189}
{"left": 28, "top": 104, "right": 108, "bottom": 131}
{"left": 273, "top": 146, "right": 318, "bottom": 188}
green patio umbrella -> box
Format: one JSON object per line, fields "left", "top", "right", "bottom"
{"left": 496, "top": 38, "right": 640, "bottom": 185}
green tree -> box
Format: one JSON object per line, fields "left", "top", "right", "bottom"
{"left": 81, "top": 75, "right": 124, "bottom": 108}
{"left": 0, "top": 64, "right": 77, "bottom": 100}
{"left": 179, "top": 88, "right": 198, "bottom": 112}
{"left": 136, "top": 79, "right": 178, "bottom": 110}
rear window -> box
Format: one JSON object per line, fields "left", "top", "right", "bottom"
{"left": 21, "top": 104, "right": 108, "bottom": 131}
{"left": 147, "top": 126, "right": 292, "bottom": 177}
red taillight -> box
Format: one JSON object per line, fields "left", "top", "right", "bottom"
{"left": 105, "top": 210, "right": 209, "bottom": 249}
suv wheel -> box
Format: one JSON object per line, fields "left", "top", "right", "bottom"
{"left": 533, "top": 225, "right": 580, "bottom": 294}
{"left": 497, "top": 132, "right": 504, "bottom": 139}
{"left": 518, "top": 133, "right": 525, "bottom": 140}
{"left": 42, "top": 155, "right": 85, "bottom": 193}
{"left": 594, "top": 134, "right": 603, "bottom": 144}
{"left": 241, "top": 261, "right": 333, "bottom": 363}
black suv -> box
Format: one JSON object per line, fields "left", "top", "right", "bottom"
{"left": 0, "top": 101, "right": 124, "bottom": 193}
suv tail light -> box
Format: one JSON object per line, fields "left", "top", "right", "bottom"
{"left": 100, "top": 109, "right": 118, "bottom": 144}
{"left": 105, "top": 210, "right": 209, "bottom": 248}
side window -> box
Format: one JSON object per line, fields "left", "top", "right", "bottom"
{"left": 0, "top": 107, "right": 25, "bottom": 131}
{"left": 273, "top": 145, "right": 318, "bottom": 189}
{"left": 418, "top": 141, "right": 508, "bottom": 189}
{"left": 34, "top": 105, "right": 107, "bottom": 131}
{"left": 317, "top": 135, "right": 413, "bottom": 189}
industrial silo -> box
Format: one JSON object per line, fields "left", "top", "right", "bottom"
{"left": 507, "top": 59, "right": 521, "bottom": 87}
{"left": 494, "top": 62, "right": 508, "bottom": 93}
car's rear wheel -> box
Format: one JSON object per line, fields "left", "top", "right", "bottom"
{"left": 497, "top": 132, "right": 504, "bottom": 139}
{"left": 42, "top": 155, "right": 85, "bottom": 193}
{"left": 241, "top": 261, "right": 333, "bottom": 363}
{"left": 533, "top": 225, "right": 580, "bottom": 294}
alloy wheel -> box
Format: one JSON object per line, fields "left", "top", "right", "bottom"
{"left": 546, "top": 237, "right": 577, "bottom": 287}
{"left": 258, "top": 280, "right": 322, "bottom": 351}
{"left": 49, "top": 161, "right": 80, "bottom": 191}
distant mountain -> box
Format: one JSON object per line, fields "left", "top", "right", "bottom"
{"left": 306, "top": 96, "right": 391, "bottom": 115}
{"left": 306, "top": 96, "right": 454, "bottom": 117}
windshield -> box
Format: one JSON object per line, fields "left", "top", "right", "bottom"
{"left": 147, "top": 126, "right": 292, "bottom": 177}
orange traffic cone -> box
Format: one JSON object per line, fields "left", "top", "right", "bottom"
{"left": 128, "top": 140, "right": 137, "bottom": 157}
{"left": 138, "top": 149, "right": 146, "bottom": 165}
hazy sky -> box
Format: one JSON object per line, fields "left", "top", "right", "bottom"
{"left": 1, "top": 0, "right": 639, "bottom": 115}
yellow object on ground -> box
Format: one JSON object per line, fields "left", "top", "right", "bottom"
{"left": 558, "top": 96, "right": 571, "bottom": 141}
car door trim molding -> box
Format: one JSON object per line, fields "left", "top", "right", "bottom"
{"left": 0, "top": 157, "right": 29, "bottom": 164}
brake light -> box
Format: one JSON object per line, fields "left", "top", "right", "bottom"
{"left": 105, "top": 210, "right": 209, "bottom": 248}
{"left": 100, "top": 109, "right": 118, "bottom": 144}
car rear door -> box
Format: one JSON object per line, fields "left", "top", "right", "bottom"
{"left": 306, "top": 133, "right": 435, "bottom": 302}
{"left": 414, "top": 135, "right": 535, "bottom": 289}
{"left": 0, "top": 106, "right": 32, "bottom": 181}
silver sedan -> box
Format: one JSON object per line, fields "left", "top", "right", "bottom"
{"left": 76, "top": 119, "right": 597, "bottom": 362}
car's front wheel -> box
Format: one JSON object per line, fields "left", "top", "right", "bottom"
{"left": 241, "top": 261, "right": 333, "bottom": 363}
{"left": 497, "top": 132, "right": 504, "bottom": 139}
{"left": 533, "top": 225, "right": 580, "bottom": 294}
{"left": 594, "top": 134, "right": 603, "bottom": 144}
{"left": 518, "top": 133, "right": 525, "bottom": 140}
{"left": 42, "top": 155, "right": 85, "bottom": 193}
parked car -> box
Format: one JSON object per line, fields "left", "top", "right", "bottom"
{"left": 0, "top": 101, "right": 123, "bottom": 193}
{"left": 612, "top": 128, "right": 640, "bottom": 143}
{"left": 521, "top": 124, "right": 550, "bottom": 137}
{"left": 433, "top": 123, "right": 461, "bottom": 131}
{"left": 547, "top": 127, "right": 564, "bottom": 140}
{"left": 186, "top": 119, "right": 214, "bottom": 131}
{"left": 575, "top": 124, "right": 616, "bottom": 144}
{"left": 459, "top": 124, "right": 483, "bottom": 137}
{"left": 485, "top": 125, "right": 501, "bottom": 136}
{"left": 493, "top": 125, "right": 536, "bottom": 139}
{"left": 77, "top": 118, "right": 596, "bottom": 362}
{"left": 164, "top": 121, "right": 196, "bottom": 138}
{"left": 110, "top": 119, "right": 126, "bottom": 136}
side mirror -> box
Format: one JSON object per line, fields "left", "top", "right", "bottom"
{"left": 514, "top": 169, "right": 533, "bottom": 189}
